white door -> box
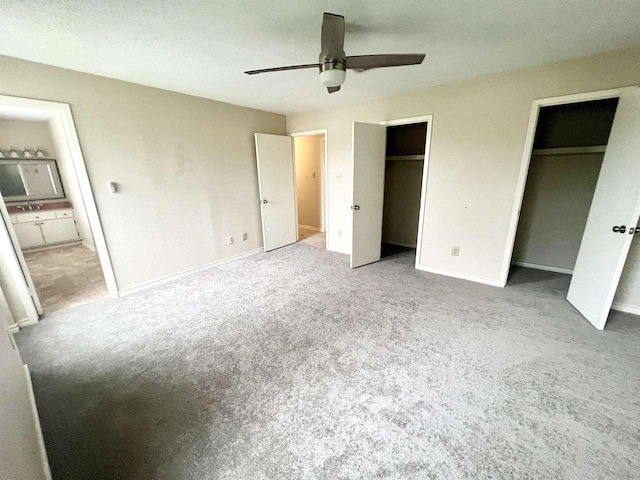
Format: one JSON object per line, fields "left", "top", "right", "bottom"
{"left": 255, "top": 133, "right": 298, "bottom": 252}
{"left": 351, "top": 122, "right": 387, "bottom": 268}
{"left": 40, "top": 218, "right": 79, "bottom": 244}
{"left": 567, "top": 89, "right": 640, "bottom": 330}
{"left": 13, "top": 223, "right": 45, "bottom": 249}
{"left": 0, "top": 209, "right": 42, "bottom": 318}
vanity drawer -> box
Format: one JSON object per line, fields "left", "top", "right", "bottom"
{"left": 16, "top": 211, "right": 56, "bottom": 223}
{"left": 55, "top": 209, "right": 74, "bottom": 219}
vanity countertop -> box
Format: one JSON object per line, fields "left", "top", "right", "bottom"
{"left": 6, "top": 201, "right": 73, "bottom": 214}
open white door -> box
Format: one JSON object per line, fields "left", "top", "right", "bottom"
{"left": 351, "top": 122, "right": 387, "bottom": 268}
{"left": 0, "top": 202, "right": 42, "bottom": 318}
{"left": 255, "top": 133, "right": 298, "bottom": 252}
{"left": 567, "top": 89, "right": 640, "bottom": 330}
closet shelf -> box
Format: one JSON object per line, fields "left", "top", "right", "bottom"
{"left": 532, "top": 146, "right": 606, "bottom": 156}
{"left": 385, "top": 154, "right": 425, "bottom": 162}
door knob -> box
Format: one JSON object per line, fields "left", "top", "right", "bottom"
{"left": 351, "top": 205, "right": 360, "bottom": 210}
{"left": 262, "top": 199, "right": 268, "bottom": 204}
{"left": 257, "top": 199, "right": 268, "bottom": 205}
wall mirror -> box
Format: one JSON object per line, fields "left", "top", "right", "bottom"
{"left": 0, "top": 159, "right": 65, "bottom": 202}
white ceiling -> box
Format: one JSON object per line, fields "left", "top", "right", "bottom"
{"left": 1, "top": 1, "right": 640, "bottom": 115}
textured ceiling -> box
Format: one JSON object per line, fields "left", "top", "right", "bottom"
{"left": 1, "top": 1, "right": 640, "bottom": 114}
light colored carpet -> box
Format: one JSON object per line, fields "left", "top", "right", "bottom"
{"left": 15, "top": 241, "right": 640, "bottom": 479}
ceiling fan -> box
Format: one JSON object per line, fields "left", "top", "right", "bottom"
{"left": 245, "top": 13, "right": 425, "bottom": 93}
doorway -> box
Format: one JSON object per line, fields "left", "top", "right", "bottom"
{"left": 350, "top": 115, "right": 432, "bottom": 269}
{"left": 293, "top": 133, "right": 326, "bottom": 250}
{"left": 0, "top": 95, "right": 117, "bottom": 328}
{"left": 504, "top": 88, "right": 640, "bottom": 330}
{"left": 381, "top": 122, "right": 427, "bottom": 260}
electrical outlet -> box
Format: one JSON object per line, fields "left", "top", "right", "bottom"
{"left": 338, "top": 229, "right": 343, "bottom": 237}
{"left": 451, "top": 246, "right": 460, "bottom": 256}
{"left": 336, "top": 173, "right": 343, "bottom": 182}
{"left": 242, "top": 233, "right": 248, "bottom": 241}
{"left": 227, "top": 236, "right": 234, "bottom": 245}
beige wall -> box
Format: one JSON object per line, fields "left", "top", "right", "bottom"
{"left": 513, "top": 153, "right": 603, "bottom": 270}
{"left": 287, "top": 46, "right": 640, "bottom": 299}
{"left": 615, "top": 237, "right": 640, "bottom": 310}
{"left": 294, "top": 135, "right": 323, "bottom": 230}
{"left": 382, "top": 160, "right": 423, "bottom": 247}
{"left": 0, "top": 118, "right": 55, "bottom": 155}
{"left": 0, "top": 55, "right": 286, "bottom": 292}
{"left": 47, "top": 117, "right": 95, "bottom": 248}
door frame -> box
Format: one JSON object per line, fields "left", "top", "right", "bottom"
{"left": 289, "top": 129, "right": 329, "bottom": 248}
{"left": 379, "top": 115, "right": 433, "bottom": 269}
{"left": 499, "top": 86, "right": 638, "bottom": 287}
{"left": 0, "top": 95, "right": 118, "bottom": 326}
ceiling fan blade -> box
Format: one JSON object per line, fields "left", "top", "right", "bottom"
{"left": 327, "top": 86, "right": 341, "bottom": 94}
{"left": 321, "top": 13, "right": 345, "bottom": 59}
{"left": 245, "top": 63, "right": 319, "bottom": 75}
{"left": 345, "top": 54, "right": 425, "bottom": 72}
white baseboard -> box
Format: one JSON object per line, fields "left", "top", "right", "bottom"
{"left": 611, "top": 303, "right": 640, "bottom": 316}
{"left": 23, "top": 240, "right": 82, "bottom": 253}
{"left": 17, "top": 317, "right": 38, "bottom": 328}
{"left": 24, "top": 365, "right": 53, "bottom": 480}
{"left": 9, "top": 323, "right": 20, "bottom": 333}
{"left": 415, "top": 264, "right": 502, "bottom": 287}
{"left": 82, "top": 240, "right": 96, "bottom": 252}
{"left": 298, "top": 224, "right": 323, "bottom": 232}
{"left": 512, "top": 261, "right": 573, "bottom": 275}
{"left": 119, "top": 247, "right": 264, "bottom": 296}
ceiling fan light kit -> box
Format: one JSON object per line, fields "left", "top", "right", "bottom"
{"left": 245, "top": 13, "right": 425, "bottom": 93}
{"left": 319, "top": 65, "right": 346, "bottom": 88}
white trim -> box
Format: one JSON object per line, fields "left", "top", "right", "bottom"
{"left": 532, "top": 146, "right": 606, "bottom": 156}
{"left": 24, "top": 365, "right": 53, "bottom": 480}
{"left": 512, "top": 261, "right": 573, "bottom": 275}
{"left": 380, "top": 114, "right": 433, "bottom": 270}
{"left": 119, "top": 247, "right": 263, "bottom": 296}
{"left": 17, "top": 317, "right": 39, "bottom": 327}
{"left": 0, "top": 95, "right": 119, "bottom": 300}
{"left": 499, "top": 86, "right": 638, "bottom": 287}
{"left": 82, "top": 240, "right": 97, "bottom": 252}
{"left": 9, "top": 323, "right": 20, "bottom": 333}
{"left": 298, "top": 224, "right": 322, "bottom": 232}
{"left": 289, "top": 129, "right": 329, "bottom": 244}
{"left": 22, "top": 240, "right": 82, "bottom": 253}
{"left": 611, "top": 303, "right": 640, "bottom": 316}
{"left": 380, "top": 115, "right": 432, "bottom": 127}
{"left": 416, "top": 264, "right": 502, "bottom": 287}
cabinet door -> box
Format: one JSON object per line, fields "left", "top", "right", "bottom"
{"left": 13, "top": 223, "right": 46, "bottom": 248}
{"left": 40, "top": 218, "right": 79, "bottom": 244}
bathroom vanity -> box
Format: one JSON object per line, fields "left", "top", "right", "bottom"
{"left": 8, "top": 204, "right": 80, "bottom": 250}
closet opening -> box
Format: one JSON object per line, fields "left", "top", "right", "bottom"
{"left": 508, "top": 96, "right": 639, "bottom": 318}
{"left": 381, "top": 122, "right": 427, "bottom": 260}
{"left": 293, "top": 133, "right": 326, "bottom": 250}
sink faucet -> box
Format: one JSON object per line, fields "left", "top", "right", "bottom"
{"left": 36, "top": 204, "right": 44, "bottom": 210}
{"left": 27, "top": 200, "right": 32, "bottom": 211}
